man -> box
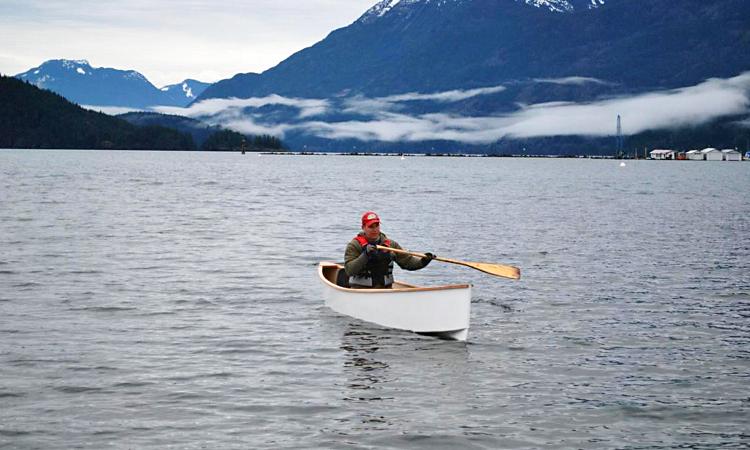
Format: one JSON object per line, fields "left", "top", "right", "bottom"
{"left": 344, "top": 211, "right": 434, "bottom": 289}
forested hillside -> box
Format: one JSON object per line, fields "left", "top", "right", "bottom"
{"left": 0, "top": 76, "right": 195, "bottom": 150}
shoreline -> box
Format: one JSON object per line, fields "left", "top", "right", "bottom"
{"left": 262, "top": 151, "right": 619, "bottom": 159}
{"left": 260, "top": 151, "right": 748, "bottom": 161}
{"left": 2, "top": 148, "right": 746, "bottom": 160}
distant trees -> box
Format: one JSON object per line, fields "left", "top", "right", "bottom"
{"left": 252, "top": 134, "right": 284, "bottom": 150}
{"left": 118, "top": 112, "right": 286, "bottom": 151}
{"left": 0, "top": 75, "right": 195, "bottom": 150}
{"left": 200, "top": 129, "right": 245, "bottom": 151}
{"left": 200, "top": 129, "right": 285, "bottom": 151}
{"left": 0, "top": 75, "right": 287, "bottom": 152}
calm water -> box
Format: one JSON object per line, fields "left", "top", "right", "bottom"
{"left": 1, "top": 150, "right": 749, "bottom": 449}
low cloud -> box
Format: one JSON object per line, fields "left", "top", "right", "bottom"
{"left": 217, "top": 117, "right": 292, "bottom": 137}
{"left": 163, "top": 72, "right": 750, "bottom": 144}
{"left": 533, "top": 76, "right": 612, "bottom": 86}
{"left": 83, "top": 105, "right": 145, "bottom": 115}
{"left": 154, "top": 94, "right": 330, "bottom": 119}
{"left": 382, "top": 85, "right": 507, "bottom": 103}
{"left": 501, "top": 72, "right": 750, "bottom": 139}
{"left": 309, "top": 73, "right": 750, "bottom": 143}
{"left": 342, "top": 85, "right": 507, "bottom": 115}
{"left": 734, "top": 116, "right": 750, "bottom": 128}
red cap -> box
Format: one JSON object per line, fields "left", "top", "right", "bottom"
{"left": 361, "top": 211, "right": 380, "bottom": 228}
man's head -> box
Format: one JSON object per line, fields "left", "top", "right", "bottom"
{"left": 361, "top": 211, "right": 381, "bottom": 240}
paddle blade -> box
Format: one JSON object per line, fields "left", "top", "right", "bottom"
{"left": 462, "top": 261, "right": 521, "bottom": 280}
{"left": 436, "top": 257, "right": 521, "bottom": 280}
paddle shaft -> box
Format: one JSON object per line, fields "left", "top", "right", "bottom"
{"left": 375, "top": 245, "right": 521, "bottom": 280}
{"left": 376, "top": 245, "right": 477, "bottom": 266}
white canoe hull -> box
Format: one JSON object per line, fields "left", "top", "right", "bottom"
{"left": 318, "top": 262, "right": 471, "bottom": 341}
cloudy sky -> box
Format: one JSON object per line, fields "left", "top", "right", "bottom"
{"left": 0, "top": 0, "right": 375, "bottom": 87}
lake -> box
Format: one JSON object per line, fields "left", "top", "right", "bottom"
{"left": 1, "top": 150, "right": 748, "bottom": 449}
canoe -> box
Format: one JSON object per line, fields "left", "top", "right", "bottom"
{"left": 318, "top": 262, "right": 472, "bottom": 341}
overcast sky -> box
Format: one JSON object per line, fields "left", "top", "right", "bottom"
{"left": 0, "top": 0, "right": 376, "bottom": 87}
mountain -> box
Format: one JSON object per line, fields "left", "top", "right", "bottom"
{"left": 187, "top": 0, "right": 750, "bottom": 154}
{"left": 159, "top": 79, "right": 211, "bottom": 106}
{"left": 15, "top": 59, "right": 210, "bottom": 108}
{"left": 197, "top": 0, "right": 750, "bottom": 101}
{"left": 0, "top": 75, "right": 195, "bottom": 150}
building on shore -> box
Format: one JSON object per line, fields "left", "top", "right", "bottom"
{"left": 650, "top": 149, "right": 675, "bottom": 160}
{"left": 701, "top": 148, "right": 723, "bottom": 161}
{"left": 686, "top": 149, "right": 704, "bottom": 160}
{"left": 721, "top": 149, "right": 741, "bottom": 161}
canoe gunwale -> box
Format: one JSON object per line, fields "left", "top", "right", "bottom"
{"left": 318, "top": 262, "right": 470, "bottom": 293}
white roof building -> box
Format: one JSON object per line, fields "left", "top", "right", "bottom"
{"left": 686, "top": 149, "right": 704, "bottom": 160}
{"left": 721, "top": 149, "right": 741, "bottom": 161}
{"left": 650, "top": 149, "right": 675, "bottom": 160}
{"left": 701, "top": 148, "right": 723, "bottom": 161}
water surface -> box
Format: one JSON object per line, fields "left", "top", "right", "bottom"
{"left": 1, "top": 150, "right": 748, "bottom": 449}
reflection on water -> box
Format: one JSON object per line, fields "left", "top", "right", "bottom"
{"left": 335, "top": 321, "right": 473, "bottom": 437}
{"left": 340, "top": 327, "right": 392, "bottom": 402}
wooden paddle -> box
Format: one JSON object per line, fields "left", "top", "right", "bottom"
{"left": 376, "top": 245, "right": 521, "bottom": 280}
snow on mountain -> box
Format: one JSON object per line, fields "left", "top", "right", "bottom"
{"left": 359, "top": 0, "right": 604, "bottom": 22}
{"left": 360, "top": 0, "right": 453, "bottom": 22}
{"left": 524, "top": 0, "right": 573, "bottom": 12}
{"left": 160, "top": 79, "right": 211, "bottom": 102}
{"left": 17, "top": 59, "right": 93, "bottom": 87}
{"left": 61, "top": 59, "right": 91, "bottom": 70}
{"left": 15, "top": 59, "right": 210, "bottom": 108}
{"left": 362, "top": 0, "right": 404, "bottom": 20}
{"left": 523, "top": 0, "right": 606, "bottom": 12}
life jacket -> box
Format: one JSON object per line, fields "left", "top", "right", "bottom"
{"left": 354, "top": 235, "right": 391, "bottom": 248}
{"left": 349, "top": 235, "right": 394, "bottom": 288}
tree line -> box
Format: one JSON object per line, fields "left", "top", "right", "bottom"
{"left": 200, "top": 130, "right": 284, "bottom": 151}
{"left": 0, "top": 76, "right": 285, "bottom": 151}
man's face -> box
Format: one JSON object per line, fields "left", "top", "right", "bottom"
{"left": 363, "top": 221, "right": 380, "bottom": 241}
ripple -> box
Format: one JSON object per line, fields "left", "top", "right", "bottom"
{"left": 0, "top": 392, "right": 26, "bottom": 398}
{"left": 112, "top": 381, "right": 155, "bottom": 388}
{"left": 472, "top": 297, "right": 513, "bottom": 310}
{"left": 68, "top": 306, "right": 138, "bottom": 313}
{"left": 11, "top": 282, "right": 41, "bottom": 288}
{"left": 53, "top": 386, "right": 107, "bottom": 394}
{"left": 0, "top": 430, "right": 32, "bottom": 437}
{"left": 166, "top": 372, "right": 236, "bottom": 382}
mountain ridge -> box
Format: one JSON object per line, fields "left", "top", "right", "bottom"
{"left": 197, "top": 0, "right": 750, "bottom": 102}
{"left": 359, "top": 0, "right": 604, "bottom": 22}
{"left": 15, "top": 59, "right": 210, "bottom": 109}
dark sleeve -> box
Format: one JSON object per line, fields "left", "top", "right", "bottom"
{"left": 344, "top": 240, "right": 368, "bottom": 276}
{"left": 389, "top": 240, "right": 429, "bottom": 271}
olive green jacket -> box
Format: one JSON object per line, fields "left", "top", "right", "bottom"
{"left": 344, "top": 232, "right": 428, "bottom": 277}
